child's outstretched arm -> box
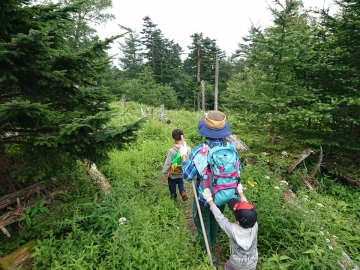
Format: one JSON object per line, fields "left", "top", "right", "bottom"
{"left": 202, "top": 189, "right": 235, "bottom": 238}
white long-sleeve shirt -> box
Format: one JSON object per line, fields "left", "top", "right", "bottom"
{"left": 210, "top": 200, "right": 258, "bottom": 270}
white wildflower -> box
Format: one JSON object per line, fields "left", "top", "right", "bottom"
{"left": 262, "top": 152, "right": 268, "bottom": 156}
{"left": 316, "top": 203, "right": 325, "bottom": 208}
{"left": 280, "top": 180, "right": 288, "bottom": 185}
{"left": 303, "top": 195, "right": 308, "bottom": 199}
{"left": 326, "top": 238, "right": 330, "bottom": 243}
{"left": 265, "top": 176, "right": 270, "bottom": 179}
{"left": 274, "top": 186, "right": 280, "bottom": 190}
{"left": 328, "top": 246, "right": 333, "bottom": 250}
{"left": 119, "top": 217, "right": 127, "bottom": 225}
{"left": 281, "top": 151, "right": 288, "bottom": 156}
{"left": 332, "top": 235, "right": 337, "bottom": 239}
{"left": 319, "top": 231, "right": 324, "bottom": 236}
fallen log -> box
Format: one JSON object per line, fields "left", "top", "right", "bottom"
{"left": 226, "top": 134, "right": 250, "bottom": 151}
{"left": 309, "top": 146, "right": 323, "bottom": 179}
{"left": 86, "top": 161, "right": 111, "bottom": 194}
{"left": 0, "top": 182, "right": 45, "bottom": 210}
{"left": 0, "top": 240, "right": 36, "bottom": 269}
{"left": 0, "top": 199, "right": 25, "bottom": 238}
{"left": 288, "top": 148, "right": 313, "bottom": 173}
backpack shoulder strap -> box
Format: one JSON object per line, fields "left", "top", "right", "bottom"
{"left": 173, "top": 146, "right": 180, "bottom": 151}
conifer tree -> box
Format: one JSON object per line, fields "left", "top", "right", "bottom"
{"left": 118, "top": 31, "right": 144, "bottom": 79}
{"left": 184, "top": 33, "right": 226, "bottom": 110}
{"left": 0, "top": 0, "right": 145, "bottom": 183}
{"left": 315, "top": 0, "right": 360, "bottom": 152}
{"left": 232, "top": 0, "right": 319, "bottom": 143}
{"left": 140, "top": 16, "right": 183, "bottom": 86}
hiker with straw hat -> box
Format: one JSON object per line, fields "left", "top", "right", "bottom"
{"left": 179, "top": 110, "right": 242, "bottom": 267}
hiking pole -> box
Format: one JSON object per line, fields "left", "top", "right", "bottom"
{"left": 180, "top": 135, "right": 213, "bottom": 267}
{"left": 191, "top": 179, "right": 213, "bottom": 267}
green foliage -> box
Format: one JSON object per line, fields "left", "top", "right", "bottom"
{"left": 0, "top": 0, "right": 145, "bottom": 184}
{"left": 216, "top": 149, "right": 359, "bottom": 269}
{"left": 140, "top": 16, "right": 184, "bottom": 86}
{"left": 122, "top": 66, "right": 179, "bottom": 109}
{"left": 17, "top": 198, "right": 50, "bottom": 227}
{"left": 118, "top": 31, "right": 144, "bottom": 79}
{"left": 54, "top": 0, "right": 115, "bottom": 50}
{"left": 1, "top": 104, "right": 359, "bottom": 269}
{"left": 24, "top": 105, "right": 212, "bottom": 269}
{"left": 225, "top": 0, "right": 360, "bottom": 166}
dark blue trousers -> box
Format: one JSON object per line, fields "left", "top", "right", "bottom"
{"left": 167, "top": 177, "right": 185, "bottom": 199}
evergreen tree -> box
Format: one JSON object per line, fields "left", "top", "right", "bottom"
{"left": 0, "top": 0, "right": 145, "bottom": 183}
{"left": 184, "top": 33, "right": 226, "bottom": 110}
{"left": 124, "top": 66, "right": 178, "bottom": 109}
{"left": 50, "top": 0, "right": 115, "bottom": 50}
{"left": 118, "top": 31, "right": 144, "bottom": 79}
{"left": 140, "top": 16, "right": 164, "bottom": 82}
{"left": 315, "top": 0, "right": 360, "bottom": 153}
{"left": 140, "top": 16, "right": 184, "bottom": 86}
{"left": 232, "top": 0, "right": 319, "bottom": 143}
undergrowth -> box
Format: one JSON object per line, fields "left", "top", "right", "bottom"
{"left": 1, "top": 102, "right": 359, "bottom": 269}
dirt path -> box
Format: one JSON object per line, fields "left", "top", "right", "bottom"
{"left": 159, "top": 178, "right": 227, "bottom": 269}
{"left": 157, "top": 171, "right": 227, "bottom": 268}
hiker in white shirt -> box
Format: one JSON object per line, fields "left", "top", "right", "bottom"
{"left": 202, "top": 184, "right": 258, "bottom": 270}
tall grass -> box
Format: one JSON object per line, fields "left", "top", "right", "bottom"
{"left": 2, "top": 102, "right": 358, "bottom": 269}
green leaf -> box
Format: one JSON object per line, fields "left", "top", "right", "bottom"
{"left": 30, "top": 207, "right": 38, "bottom": 217}
{"left": 25, "top": 216, "right": 31, "bottom": 226}
{"left": 39, "top": 198, "right": 45, "bottom": 207}
{"left": 17, "top": 215, "right": 27, "bottom": 221}
{"left": 40, "top": 207, "right": 50, "bottom": 214}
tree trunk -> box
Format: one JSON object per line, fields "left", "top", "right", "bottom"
{"left": 214, "top": 52, "right": 219, "bottom": 111}
{"left": 160, "top": 104, "right": 165, "bottom": 121}
{"left": 121, "top": 94, "right": 126, "bottom": 108}
{"left": 201, "top": 80, "right": 205, "bottom": 112}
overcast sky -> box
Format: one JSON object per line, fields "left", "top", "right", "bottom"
{"left": 96, "top": 0, "right": 335, "bottom": 62}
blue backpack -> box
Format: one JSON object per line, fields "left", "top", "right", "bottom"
{"left": 193, "top": 141, "right": 241, "bottom": 207}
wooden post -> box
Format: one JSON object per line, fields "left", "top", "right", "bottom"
{"left": 214, "top": 52, "right": 219, "bottom": 111}
{"left": 195, "top": 42, "right": 201, "bottom": 111}
{"left": 201, "top": 80, "right": 205, "bottom": 112}
{"left": 147, "top": 108, "right": 154, "bottom": 117}
{"left": 160, "top": 104, "right": 165, "bottom": 121}
{"left": 121, "top": 94, "right": 126, "bottom": 108}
